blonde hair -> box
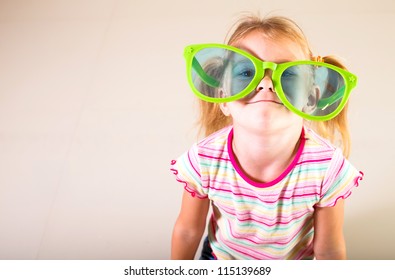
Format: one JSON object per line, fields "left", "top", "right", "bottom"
{"left": 197, "top": 14, "right": 352, "bottom": 158}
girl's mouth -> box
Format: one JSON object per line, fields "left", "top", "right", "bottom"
{"left": 247, "top": 100, "right": 283, "bottom": 105}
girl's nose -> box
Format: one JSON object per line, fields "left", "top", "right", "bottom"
{"left": 256, "top": 70, "right": 275, "bottom": 92}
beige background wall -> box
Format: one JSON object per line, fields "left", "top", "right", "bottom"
{"left": 0, "top": 0, "right": 394, "bottom": 259}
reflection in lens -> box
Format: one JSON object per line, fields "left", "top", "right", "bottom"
{"left": 192, "top": 48, "right": 255, "bottom": 99}
{"left": 280, "top": 64, "right": 346, "bottom": 116}
{"left": 230, "top": 59, "right": 255, "bottom": 95}
{"left": 315, "top": 68, "right": 345, "bottom": 116}
{"left": 281, "top": 65, "right": 312, "bottom": 111}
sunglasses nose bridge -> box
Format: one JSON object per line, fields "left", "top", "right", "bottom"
{"left": 260, "top": 61, "right": 277, "bottom": 78}
{"left": 255, "top": 62, "right": 278, "bottom": 92}
{"left": 255, "top": 61, "right": 278, "bottom": 85}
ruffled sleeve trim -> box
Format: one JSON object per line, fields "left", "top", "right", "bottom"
{"left": 170, "top": 159, "right": 208, "bottom": 199}
{"left": 316, "top": 170, "right": 364, "bottom": 208}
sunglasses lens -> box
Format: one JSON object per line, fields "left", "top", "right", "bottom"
{"left": 191, "top": 47, "right": 256, "bottom": 99}
{"left": 280, "top": 64, "right": 346, "bottom": 117}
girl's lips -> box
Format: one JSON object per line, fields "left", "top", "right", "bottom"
{"left": 247, "top": 100, "right": 283, "bottom": 105}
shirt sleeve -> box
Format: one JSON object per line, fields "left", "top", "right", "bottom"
{"left": 170, "top": 144, "right": 208, "bottom": 199}
{"left": 316, "top": 148, "right": 364, "bottom": 207}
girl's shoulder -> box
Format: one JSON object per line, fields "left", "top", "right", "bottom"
{"left": 298, "top": 126, "right": 346, "bottom": 172}
{"left": 303, "top": 126, "right": 338, "bottom": 154}
{"left": 197, "top": 126, "right": 232, "bottom": 148}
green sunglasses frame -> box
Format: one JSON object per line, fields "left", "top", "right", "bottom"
{"left": 184, "top": 43, "right": 358, "bottom": 121}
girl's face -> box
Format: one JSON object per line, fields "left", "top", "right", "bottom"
{"left": 220, "top": 31, "right": 309, "bottom": 134}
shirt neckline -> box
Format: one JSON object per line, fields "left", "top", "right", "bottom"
{"left": 227, "top": 127, "right": 306, "bottom": 188}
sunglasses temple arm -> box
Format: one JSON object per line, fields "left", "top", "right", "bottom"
{"left": 192, "top": 57, "right": 220, "bottom": 88}
{"left": 317, "top": 85, "right": 345, "bottom": 110}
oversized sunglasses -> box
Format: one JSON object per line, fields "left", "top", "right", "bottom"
{"left": 184, "top": 44, "right": 358, "bottom": 121}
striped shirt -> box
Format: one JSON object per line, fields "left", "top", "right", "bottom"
{"left": 170, "top": 126, "right": 363, "bottom": 259}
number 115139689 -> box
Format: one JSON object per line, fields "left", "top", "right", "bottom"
{"left": 217, "top": 266, "right": 271, "bottom": 276}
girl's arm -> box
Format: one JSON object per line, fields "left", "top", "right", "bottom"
{"left": 171, "top": 190, "right": 210, "bottom": 259}
{"left": 313, "top": 199, "right": 347, "bottom": 259}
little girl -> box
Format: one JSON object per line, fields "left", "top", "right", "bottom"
{"left": 170, "top": 14, "right": 363, "bottom": 260}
